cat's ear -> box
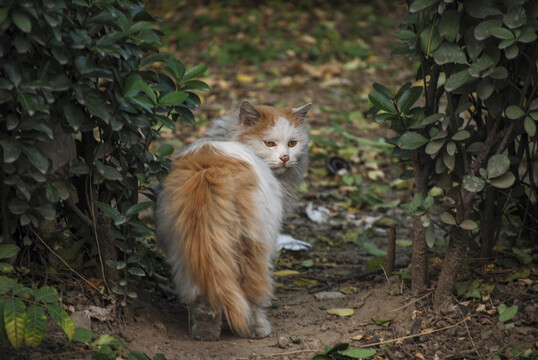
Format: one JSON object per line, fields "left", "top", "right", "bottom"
{"left": 292, "top": 103, "right": 312, "bottom": 122}
{"left": 239, "top": 100, "right": 261, "bottom": 127}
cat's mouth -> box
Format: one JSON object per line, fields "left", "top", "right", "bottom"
{"left": 273, "top": 164, "right": 288, "bottom": 173}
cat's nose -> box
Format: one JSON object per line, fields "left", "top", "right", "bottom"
{"left": 280, "top": 155, "right": 289, "bottom": 164}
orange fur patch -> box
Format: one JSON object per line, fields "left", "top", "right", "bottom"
{"left": 162, "top": 144, "right": 272, "bottom": 337}
{"left": 239, "top": 105, "right": 303, "bottom": 141}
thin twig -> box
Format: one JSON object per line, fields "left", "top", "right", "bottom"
{"left": 88, "top": 177, "right": 111, "bottom": 295}
{"left": 234, "top": 348, "right": 319, "bottom": 359}
{"left": 356, "top": 312, "right": 479, "bottom": 348}
{"left": 32, "top": 230, "right": 105, "bottom": 296}
{"left": 457, "top": 306, "right": 482, "bottom": 359}
{"left": 389, "top": 291, "right": 433, "bottom": 313}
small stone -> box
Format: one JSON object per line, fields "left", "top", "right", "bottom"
{"left": 277, "top": 336, "right": 289, "bottom": 348}
{"left": 70, "top": 310, "right": 91, "bottom": 330}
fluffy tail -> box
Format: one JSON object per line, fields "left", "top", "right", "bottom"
{"left": 168, "top": 162, "right": 254, "bottom": 337}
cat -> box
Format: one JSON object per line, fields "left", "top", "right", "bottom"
{"left": 154, "top": 100, "right": 311, "bottom": 341}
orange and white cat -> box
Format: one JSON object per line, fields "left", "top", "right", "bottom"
{"left": 155, "top": 100, "right": 311, "bottom": 340}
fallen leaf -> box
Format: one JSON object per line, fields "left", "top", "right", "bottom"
{"left": 412, "top": 310, "right": 422, "bottom": 320}
{"left": 236, "top": 73, "right": 254, "bottom": 83}
{"left": 340, "top": 286, "right": 358, "bottom": 295}
{"left": 327, "top": 308, "right": 354, "bottom": 317}
{"left": 415, "top": 352, "right": 425, "bottom": 360}
{"left": 273, "top": 270, "right": 300, "bottom": 277}
{"left": 372, "top": 317, "right": 392, "bottom": 326}
{"left": 294, "top": 277, "right": 320, "bottom": 289}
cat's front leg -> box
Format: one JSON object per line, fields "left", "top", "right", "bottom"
{"left": 189, "top": 297, "right": 222, "bottom": 341}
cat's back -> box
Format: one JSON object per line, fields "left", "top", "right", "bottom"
{"left": 163, "top": 139, "right": 282, "bottom": 224}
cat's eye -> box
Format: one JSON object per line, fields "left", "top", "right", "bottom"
{"left": 264, "top": 141, "right": 276, "bottom": 147}
{"left": 288, "top": 140, "right": 298, "bottom": 147}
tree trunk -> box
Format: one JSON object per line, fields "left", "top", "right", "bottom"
{"left": 411, "top": 215, "right": 428, "bottom": 291}
{"left": 433, "top": 225, "right": 468, "bottom": 310}
{"left": 480, "top": 187, "right": 497, "bottom": 258}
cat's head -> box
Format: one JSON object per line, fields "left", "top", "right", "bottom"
{"left": 237, "top": 100, "right": 311, "bottom": 175}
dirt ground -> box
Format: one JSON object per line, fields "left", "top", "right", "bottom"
{"left": 2, "top": 2, "right": 536, "bottom": 360}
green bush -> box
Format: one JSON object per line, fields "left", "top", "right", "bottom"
{"left": 0, "top": 0, "right": 208, "bottom": 349}
{"left": 369, "top": 0, "right": 537, "bottom": 308}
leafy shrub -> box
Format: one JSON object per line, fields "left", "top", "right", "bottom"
{"left": 368, "top": 0, "right": 537, "bottom": 308}
{"left": 0, "top": 0, "right": 208, "bottom": 349}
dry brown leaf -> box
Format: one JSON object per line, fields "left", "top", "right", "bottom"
{"left": 415, "top": 352, "right": 425, "bottom": 360}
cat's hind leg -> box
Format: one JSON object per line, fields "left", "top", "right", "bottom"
{"left": 190, "top": 297, "right": 222, "bottom": 341}
{"left": 250, "top": 304, "right": 271, "bottom": 338}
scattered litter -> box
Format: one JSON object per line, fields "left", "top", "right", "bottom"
{"left": 306, "top": 202, "right": 330, "bottom": 224}
{"left": 315, "top": 291, "right": 345, "bottom": 300}
{"left": 327, "top": 308, "right": 354, "bottom": 317}
{"left": 277, "top": 234, "right": 312, "bottom": 251}
{"left": 84, "top": 305, "right": 114, "bottom": 322}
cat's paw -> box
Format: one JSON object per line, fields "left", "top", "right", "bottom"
{"left": 251, "top": 312, "right": 271, "bottom": 339}
{"left": 192, "top": 325, "right": 221, "bottom": 341}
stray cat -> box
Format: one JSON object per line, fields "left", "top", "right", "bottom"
{"left": 155, "top": 100, "right": 311, "bottom": 340}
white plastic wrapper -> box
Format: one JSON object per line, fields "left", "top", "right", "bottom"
{"left": 276, "top": 234, "right": 312, "bottom": 251}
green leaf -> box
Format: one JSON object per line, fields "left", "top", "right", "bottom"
{"left": 74, "top": 327, "right": 96, "bottom": 343}
{"left": 505, "top": 105, "right": 525, "bottom": 120}
{"left": 512, "top": 248, "right": 532, "bottom": 265}
{"left": 505, "top": 269, "right": 530, "bottom": 282}
{"left": 372, "top": 83, "right": 392, "bottom": 98}
{"left": 452, "top": 130, "right": 470, "bottom": 141}
{"left": 433, "top": 42, "right": 468, "bottom": 65}
{"left": 35, "top": 286, "right": 60, "bottom": 303}
{"left": 409, "top": 0, "right": 439, "bottom": 13}
{"left": 487, "top": 154, "right": 510, "bottom": 178}
{"left": 46, "top": 304, "right": 75, "bottom": 342}
{"left": 24, "top": 305, "right": 46, "bottom": 347}
{"left": 498, "top": 304, "right": 518, "bottom": 323}
{"left": 127, "top": 267, "right": 146, "bottom": 277}
{"left": 95, "top": 161, "right": 123, "bottom": 181}
{"left": 489, "top": 27, "right": 514, "bottom": 40}
{"left": 63, "top": 103, "right": 86, "bottom": 132}
{"left": 489, "top": 172, "right": 515, "bottom": 189}
{"left": 182, "top": 64, "right": 208, "bottom": 81}
{"left": 0, "top": 276, "right": 17, "bottom": 294}
{"left": 518, "top": 26, "right": 537, "bottom": 43}
{"left": 463, "top": 175, "right": 485, "bottom": 192}
{"left": 139, "top": 81, "right": 157, "bottom": 105}
{"left": 399, "top": 86, "right": 422, "bottom": 112}
{"left": 93, "top": 201, "right": 123, "bottom": 223}
{"left": 124, "top": 76, "right": 141, "bottom": 97}
{"left": 397, "top": 132, "right": 428, "bottom": 150}
{"left": 524, "top": 116, "right": 536, "bottom": 137}
{"left": 368, "top": 92, "right": 397, "bottom": 114}
{"left": 13, "top": 11, "right": 31, "bottom": 33}
{"left": 22, "top": 146, "right": 49, "bottom": 174}
{"left": 460, "top": 219, "right": 478, "bottom": 230}
{"left": 0, "top": 244, "right": 19, "bottom": 260}
{"left": 159, "top": 91, "right": 189, "bottom": 106}
{"left": 445, "top": 68, "right": 472, "bottom": 92}
{"left": 438, "top": 9, "right": 460, "bottom": 41}
{"left": 106, "top": 260, "right": 126, "bottom": 270}
{"left": 425, "top": 139, "right": 445, "bottom": 155}
{"left": 477, "top": 78, "right": 494, "bottom": 100}
{"left": 125, "top": 201, "right": 153, "bottom": 218}
{"left": 163, "top": 57, "right": 185, "bottom": 81}
{"left": 181, "top": 80, "right": 210, "bottom": 91}
{"left": 158, "top": 143, "right": 174, "bottom": 157}
{"left": 0, "top": 137, "right": 22, "bottom": 163}
{"left": 4, "top": 297, "right": 26, "bottom": 349}
{"left": 503, "top": 6, "right": 526, "bottom": 29}
{"left": 339, "top": 348, "right": 377, "bottom": 358}
{"left": 372, "top": 317, "right": 392, "bottom": 326}
{"left": 128, "top": 351, "right": 151, "bottom": 360}
{"left": 474, "top": 19, "right": 503, "bottom": 40}
{"left": 441, "top": 212, "right": 456, "bottom": 225}
{"left": 421, "top": 113, "right": 444, "bottom": 126}
{"left": 504, "top": 43, "right": 519, "bottom": 59}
